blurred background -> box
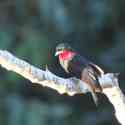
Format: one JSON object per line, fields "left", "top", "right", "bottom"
{"left": 0, "top": 0, "right": 124, "bottom": 124}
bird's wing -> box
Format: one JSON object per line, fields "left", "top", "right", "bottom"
{"left": 81, "top": 67, "right": 99, "bottom": 106}
{"left": 87, "top": 65, "right": 102, "bottom": 92}
{"left": 89, "top": 63, "right": 104, "bottom": 76}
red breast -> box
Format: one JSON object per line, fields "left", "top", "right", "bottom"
{"left": 59, "top": 50, "right": 76, "bottom": 60}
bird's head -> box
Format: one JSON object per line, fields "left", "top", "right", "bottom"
{"left": 55, "top": 43, "right": 76, "bottom": 60}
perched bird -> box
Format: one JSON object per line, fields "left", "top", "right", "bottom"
{"left": 55, "top": 43, "right": 104, "bottom": 105}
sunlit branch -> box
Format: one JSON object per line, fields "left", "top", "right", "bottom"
{"left": 0, "top": 50, "right": 125, "bottom": 125}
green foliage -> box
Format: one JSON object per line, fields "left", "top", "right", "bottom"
{"left": 0, "top": 31, "right": 14, "bottom": 49}
{"left": 15, "top": 29, "right": 51, "bottom": 66}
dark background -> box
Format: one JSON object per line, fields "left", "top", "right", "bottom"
{"left": 0, "top": 0, "right": 124, "bottom": 124}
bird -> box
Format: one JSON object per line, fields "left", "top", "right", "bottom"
{"left": 55, "top": 43, "right": 104, "bottom": 106}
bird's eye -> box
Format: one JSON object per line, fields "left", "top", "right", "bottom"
{"left": 57, "top": 49, "right": 62, "bottom": 51}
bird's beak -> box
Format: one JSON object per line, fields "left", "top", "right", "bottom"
{"left": 55, "top": 51, "right": 63, "bottom": 56}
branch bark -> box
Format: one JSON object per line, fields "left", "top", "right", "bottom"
{"left": 0, "top": 50, "right": 125, "bottom": 125}
{"left": 0, "top": 50, "right": 89, "bottom": 95}
{"left": 103, "top": 87, "right": 125, "bottom": 125}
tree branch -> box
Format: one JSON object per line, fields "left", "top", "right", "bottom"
{"left": 0, "top": 50, "right": 125, "bottom": 124}
{"left": 0, "top": 50, "right": 89, "bottom": 96}
{"left": 103, "top": 86, "right": 125, "bottom": 125}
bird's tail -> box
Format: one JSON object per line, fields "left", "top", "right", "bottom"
{"left": 87, "top": 84, "right": 98, "bottom": 106}
{"left": 91, "top": 90, "right": 98, "bottom": 106}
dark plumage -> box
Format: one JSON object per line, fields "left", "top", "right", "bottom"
{"left": 55, "top": 43, "right": 104, "bottom": 105}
